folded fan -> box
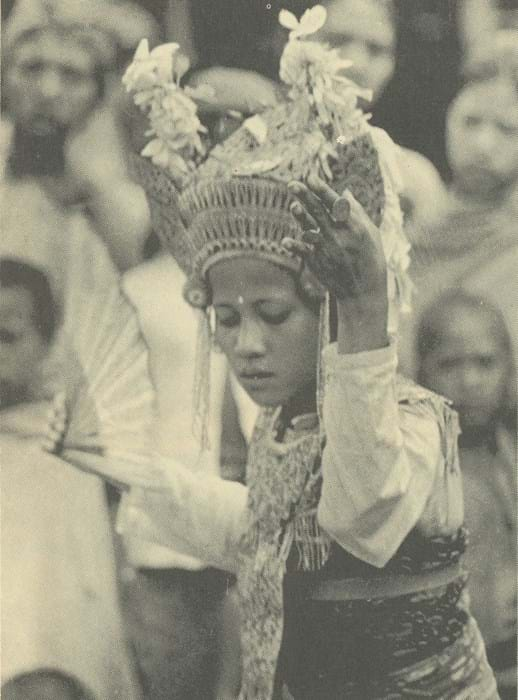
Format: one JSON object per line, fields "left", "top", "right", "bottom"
{"left": 57, "top": 282, "right": 163, "bottom": 491}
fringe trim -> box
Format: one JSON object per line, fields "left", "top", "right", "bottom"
{"left": 316, "top": 293, "right": 330, "bottom": 451}
{"left": 192, "top": 308, "right": 211, "bottom": 450}
{"left": 442, "top": 402, "right": 461, "bottom": 475}
{"left": 293, "top": 509, "right": 331, "bottom": 571}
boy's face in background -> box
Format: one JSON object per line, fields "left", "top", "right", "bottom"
{"left": 5, "top": 29, "right": 99, "bottom": 137}
{"left": 316, "top": 0, "right": 396, "bottom": 103}
{"left": 447, "top": 82, "right": 518, "bottom": 200}
{"left": 420, "top": 307, "right": 509, "bottom": 433}
{"left": 0, "top": 286, "right": 49, "bottom": 407}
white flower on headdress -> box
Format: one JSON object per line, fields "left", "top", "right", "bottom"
{"left": 151, "top": 90, "right": 205, "bottom": 153}
{"left": 279, "top": 5, "right": 327, "bottom": 39}
{"left": 124, "top": 38, "right": 212, "bottom": 180}
{"left": 141, "top": 138, "right": 176, "bottom": 170}
{"left": 123, "top": 40, "right": 180, "bottom": 97}
{"left": 243, "top": 114, "right": 268, "bottom": 144}
{"left": 278, "top": 6, "right": 371, "bottom": 127}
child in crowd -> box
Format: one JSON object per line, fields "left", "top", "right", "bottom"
{"left": 0, "top": 258, "right": 56, "bottom": 410}
{"left": 108, "top": 9, "right": 499, "bottom": 697}
{"left": 445, "top": 79, "right": 518, "bottom": 212}
{"left": 417, "top": 291, "right": 517, "bottom": 700}
{"left": 398, "top": 72, "right": 518, "bottom": 378}
{"left": 1, "top": 258, "right": 140, "bottom": 699}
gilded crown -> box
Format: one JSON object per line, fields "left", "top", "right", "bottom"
{"left": 126, "top": 6, "right": 410, "bottom": 314}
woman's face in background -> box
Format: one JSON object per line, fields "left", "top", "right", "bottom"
{"left": 447, "top": 81, "right": 518, "bottom": 200}
{"left": 420, "top": 306, "right": 510, "bottom": 433}
{"left": 316, "top": 0, "right": 396, "bottom": 103}
{"left": 5, "top": 29, "right": 99, "bottom": 136}
{"left": 209, "top": 257, "right": 320, "bottom": 414}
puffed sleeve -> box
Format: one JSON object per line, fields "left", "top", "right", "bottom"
{"left": 117, "top": 455, "right": 249, "bottom": 573}
{"left": 317, "top": 341, "right": 445, "bottom": 568}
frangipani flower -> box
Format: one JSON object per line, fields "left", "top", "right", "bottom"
{"left": 279, "top": 5, "right": 327, "bottom": 40}
{"left": 122, "top": 39, "right": 180, "bottom": 93}
{"left": 243, "top": 115, "right": 268, "bottom": 144}
{"left": 278, "top": 5, "right": 372, "bottom": 127}
{"left": 141, "top": 137, "right": 173, "bottom": 169}
{"left": 124, "top": 38, "right": 210, "bottom": 180}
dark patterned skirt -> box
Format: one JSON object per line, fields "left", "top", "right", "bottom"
{"left": 276, "top": 580, "right": 499, "bottom": 699}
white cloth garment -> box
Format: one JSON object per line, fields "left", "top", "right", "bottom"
{"left": 1, "top": 435, "right": 140, "bottom": 699}
{"left": 119, "top": 342, "right": 463, "bottom": 572}
{"left": 121, "top": 255, "right": 257, "bottom": 570}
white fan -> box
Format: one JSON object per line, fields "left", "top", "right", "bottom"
{"left": 56, "top": 281, "right": 163, "bottom": 491}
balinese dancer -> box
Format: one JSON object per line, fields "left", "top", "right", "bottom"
{"left": 110, "top": 6, "right": 498, "bottom": 699}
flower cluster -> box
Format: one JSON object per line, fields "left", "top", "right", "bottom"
{"left": 279, "top": 6, "right": 371, "bottom": 127}
{"left": 123, "top": 39, "right": 211, "bottom": 179}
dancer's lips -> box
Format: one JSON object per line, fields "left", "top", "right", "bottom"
{"left": 239, "top": 370, "right": 274, "bottom": 381}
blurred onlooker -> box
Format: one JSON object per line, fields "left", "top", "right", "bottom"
{"left": 2, "top": 0, "right": 153, "bottom": 270}
{"left": 1, "top": 181, "right": 119, "bottom": 379}
{"left": 0, "top": 258, "right": 56, "bottom": 409}
{"left": 1, "top": 441, "right": 141, "bottom": 700}
{"left": 462, "top": 28, "right": 518, "bottom": 88}
{"left": 416, "top": 291, "right": 517, "bottom": 700}
{"left": 459, "top": 0, "right": 518, "bottom": 79}
{"left": 0, "top": 259, "right": 141, "bottom": 699}
{"left": 445, "top": 79, "right": 518, "bottom": 207}
{"left": 399, "top": 72, "right": 518, "bottom": 378}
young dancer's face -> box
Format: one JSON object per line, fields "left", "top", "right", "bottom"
{"left": 420, "top": 307, "right": 509, "bottom": 432}
{"left": 209, "top": 258, "right": 320, "bottom": 413}
{"left": 317, "top": 0, "right": 395, "bottom": 103}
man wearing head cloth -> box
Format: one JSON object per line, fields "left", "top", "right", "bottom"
{"left": 2, "top": 0, "right": 156, "bottom": 270}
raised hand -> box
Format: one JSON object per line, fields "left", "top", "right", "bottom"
{"left": 283, "top": 175, "right": 387, "bottom": 304}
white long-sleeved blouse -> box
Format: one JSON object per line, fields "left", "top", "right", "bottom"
{"left": 118, "top": 342, "right": 463, "bottom": 572}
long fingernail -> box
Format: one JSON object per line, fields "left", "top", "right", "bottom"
{"left": 290, "top": 201, "right": 303, "bottom": 214}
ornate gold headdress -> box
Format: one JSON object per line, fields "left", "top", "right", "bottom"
{"left": 125, "top": 5, "right": 410, "bottom": 313}
{"left": 125, "top": 5, "right": 411, "bottom": 443}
